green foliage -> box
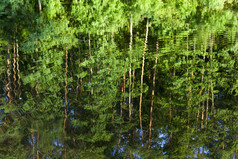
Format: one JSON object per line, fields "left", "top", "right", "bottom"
{"left": 0, "top": 1, "right": 238, "bottom": 158}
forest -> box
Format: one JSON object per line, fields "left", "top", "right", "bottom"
{"left": 0, "top": 0, "right": 238, "bottom": 158}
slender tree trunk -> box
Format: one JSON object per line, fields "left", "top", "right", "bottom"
{"left": 201, "top": 101, "right": 204, "bottom": 129}
{"left": 205, "top": 85, "right": 209, "bottom": 129}
{"left": 117, "top": 83, "right": 123, "bottom": 153}
{"left": 201, "top": 40, "right": 206, "bottom": 129}
{"left": 197, "top": 106, "right": 200, "bottom": 123}
{"left": 117, "top": 77, "right": 124, "bottom": 151}
{"left": 132, "top": 68, "right": 135, "bottom": 110}
{"left": 132, "top": 30, "right": 139, "bottom": 107}
{"left": 222, "top": 127, "right": 225, "bottom": 150}
{"left": 132, "top": 69, "right": 135, "bottom": 101}
{"left": 139, "top": 18, "right": 149, "bottom": 140}
{"left": 63, "top": 47, "right": 68, "bottom": 159}
{"left": 201, "top": 43, "right": 206, "bottom": 129}
{"left": 210, "top": 34, "right": 214, "bottom": 113}
{"left": 88, "top": 34, "right": 92, "bottom": 74}
{"left": 120, "top": 81, "right": 123, "bottom": 118}
{"left": 187, "top": 35, "right": 193, "bottom": 129}
{"left": 186, "top": 35, "right": 189, "bottom": 73}
{"left": 148, "top": 38, "right": 158, "bottom": 149}
{"left": 76, "top": 35, "right": 82, "bottom": 95}
{"left": 205, "top": 36, "right": 209, "bottom": 129}
{"left": 120, "top": 73, "right": 125, "bottom": 119}
{"left": 129, "top": 14, "right": 133, "bottom": 120}
{"left": 38, "top": 0, "right": 42, "bottom": 14}
{"left": 185, "top": 35, "right": 189, "bottom": 129}
{"left": 123, "top": 74, "right": 126, "bottom": 104}
{"left": 64, "top": 47, "right": 68, "bottom": 130}
{"left": 76, "top": 38, "right": 82, "bottom": 121}
{"left": 16, "top": 40, "right": 21, "bottom": 97}
{"left": 63, "top": 47, "right": 68, "bottom": 158}
{"left": 197, "top": 45, "right": 202, "bottom": 123}
{"left": 169, "top": 90, "right": 172, "bottom": 144}
{"left": 35, "top": 41, "right": 39, "bottom": 95}
{"left": 88, "top": 34, "right": 93, "bottom": 95}
{"left": 13, "top": 41, "right": 17, "bottom": 98}
{"left": 191, "top": 38, "right": 195, "bottom": 122}
{"left": 7, "top": 41, "right": 12, "bottom": 104}
{"left": 168, "top": 45, "right": 175, "bottom": 144}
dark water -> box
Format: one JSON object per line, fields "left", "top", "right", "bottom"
{"left": 1, "top": 1, "right": 238, "bottom": 158}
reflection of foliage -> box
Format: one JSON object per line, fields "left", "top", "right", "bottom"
{"left": 0, "top": 0, "right": 238, "bottom": 158}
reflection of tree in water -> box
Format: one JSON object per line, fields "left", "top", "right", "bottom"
{"left": 0, "top": 0, "right": 238, "bottom": 158}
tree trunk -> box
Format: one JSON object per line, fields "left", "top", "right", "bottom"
{"left": 210, "top": 34, "right": 215, "bottom": 113}
{"left": 38, "top": 0, "right": 42, "bottom": 14}
{"left": 205, "top": 86, "right": 209, "bottom": 129}
{"left": 16, "top": 40, "right": 21, "bottom": 97}
{"left": 129, "top": 14, "right": 133, "bottom": 120}
{"left": 64, "top": 47, "right": 68, "bottom": 130}
{"left": 118, "top": 81, "right": 123, "bottom": 153}
{"left": 201, "top": 39, "right": 206, "bottom": 129}
{"left": 13, "top": 41, "right": 17, "bottom": 97}
{"left": 7, "top": 41, "right": 12, "bottom": 104}
{"left": 132, "top": 30, "right": 139, "bottom": 108}
{"left": 139, "top": 18, "right": 149, "bottom": 140}
{"left": 88, "top": 34, "right": 93, "bottom": 95}
{"left": 222, "top": 127, "right": 225, "bottom": 150}
{"left": 63, "top": 47, "right": 68, "bottom": 159}
{"left": 120, "top": 79, "right": 123, "bottom": 118}
{"left": 187, "top": 35, "right": 194, "bottom": 129}
{"left": 148, "top": 38, "right": 158, "bottom": 149}
{"left": 123, "top": 74, "right": 126, "bottom": 104}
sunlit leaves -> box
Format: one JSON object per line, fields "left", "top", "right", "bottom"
{"left": 71, "top": 0, "right": 126, "bottom": 34}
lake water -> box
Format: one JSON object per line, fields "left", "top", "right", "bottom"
{"left": 0, "top": 1, "right": 238, "bottom": 158}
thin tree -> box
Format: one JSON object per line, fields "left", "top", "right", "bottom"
{"left": 139, "top": 18, "right": 149, "bottom": 139}
{"left": 201, "top": 39, "right": 206, "bottom": 129}
{"left": 7, "top": 41, "right": 12, "bottom": 104}
{"left": 64, "top": 47, "right": 68, "bottom": 129}
{"left": 222, "top": 127, "right": 225, "bottom": 150}
{"left": 210, "top": 34, "right": 215, "bottom": 113}
{"left": 205, "top": 49, "right": 209, "bottom": 129}
{"left": 88, "top": 34, "right": 93, "bottom": 95}
{"left": 186, "top": 35, "right": 191, "bottom": 129}
{"left": 132, "top": 28, "right": 139, "bottom": 105}
{"left": 129, "top": 14, "right": 133, "bottom": 120}
{"left": 38, "top": 0, "right": 42, "bottom": 14}
{"left": 148, "top": 38, "right": 158, "bottom": 149}
{"left": 63, "top": 47, "right": 68, "bottom": 159}
{"left": 12, "top": 41, "right": 17, "bottom": 98}
{"left": 16, "top": 39, "right": 21, "bottom": 98}
{"left": 117, "top": 72, "right": 124, "bottom": 153}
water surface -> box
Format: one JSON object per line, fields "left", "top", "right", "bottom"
{"left": 0, "top": 1, "right": 238, "bottom": 158}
